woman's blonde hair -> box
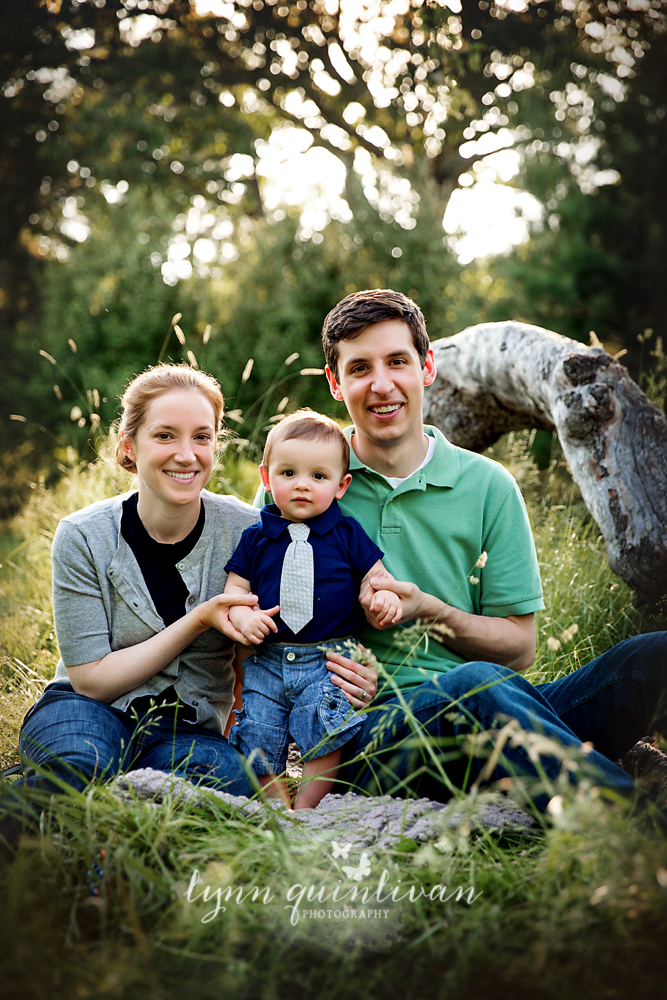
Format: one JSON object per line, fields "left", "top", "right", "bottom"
{"left": 115, "top": 364, "right": 224, "bottom": 473}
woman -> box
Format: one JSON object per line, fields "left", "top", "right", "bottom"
{"left": 16, "top": 364, "right": 378, "bottom": 800}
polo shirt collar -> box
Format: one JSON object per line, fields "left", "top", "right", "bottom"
{"left": 344, "top": 424, "right": 460, "bottom": 490}
{"left": 260, "top": 500, "right": 343, "bottom": 537}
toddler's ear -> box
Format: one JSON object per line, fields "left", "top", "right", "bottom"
{"left": 259, "top": 463, "right": 271, "bottom": 490}
{"left": 335, "top": 472, "right": 353, "bottom": 500}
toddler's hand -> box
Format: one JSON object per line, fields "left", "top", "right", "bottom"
{"left": 369, "top": 589, "right": 403, "bottom": 627}
{"left": 229, "top": 604, "right": 280, "bottom": 644}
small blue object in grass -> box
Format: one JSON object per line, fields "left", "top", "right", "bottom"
{"left": 86, "top": 849, "right": 107, "bottom": 897}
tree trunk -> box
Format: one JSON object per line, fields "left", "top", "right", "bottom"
{"left": 423, "top": 321, "right": 667, "bottom": 603}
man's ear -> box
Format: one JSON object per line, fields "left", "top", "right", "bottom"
{"left": 335, "top": 472, "right": 353, "bottom": 500}
{"left": 259, "top": 463, "right": 270, "bottom": 490}
{"left": 423, "top": 348, "right": 437, "bottom": 387}
{"left": 325, "top": 365, "right": 344, "bottom": 402}
{"left": 119, "top": 431, "right": 136, "bottom": 462}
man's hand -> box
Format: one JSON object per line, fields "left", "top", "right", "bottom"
{"left": 368, "top": 588, "right": 403, "bottom": 627}
{"left": 227, "top": 604, "right": 280, "bottom": 645}
{"left": 326, "top": 647, "right": 378, "bottom": 708}
{"left": 363, "top": 576, "right": 425, "bottom": 629}
{"left": 360, "top": 577, "right": 536, "bottom": 671}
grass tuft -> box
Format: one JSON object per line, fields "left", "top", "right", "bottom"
{"left": 1, "top": 427, "right": 666, "bottom": 997}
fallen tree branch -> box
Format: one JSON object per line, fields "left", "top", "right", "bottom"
{"left": 423, "top": 321, "right": 667, "bottom": 602}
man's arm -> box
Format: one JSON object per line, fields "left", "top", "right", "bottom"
{"left": 363, "top": 577, "right": 536, "bottom": 672}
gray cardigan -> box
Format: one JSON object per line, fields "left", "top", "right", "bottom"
{"left": 50, "top": 489, "right": 260, "bottom": 731}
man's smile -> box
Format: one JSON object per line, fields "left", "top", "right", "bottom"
{"left": 368, "top": 402, "right": 404, "bottom": 416}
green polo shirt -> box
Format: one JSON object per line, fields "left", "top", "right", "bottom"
{"left": 254, "top": 425, "right": 544, "bottom": 693}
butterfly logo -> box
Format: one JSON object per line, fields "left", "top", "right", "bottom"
{"left": 341, "top": 852, "right": 372, "bottom": 882}
{"left": 331, "top": 841, "right": 352, "bottom": 860}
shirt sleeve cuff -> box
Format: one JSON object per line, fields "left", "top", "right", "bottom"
{"left": 58, "top": 637, "right": 113, "bottom": 668}
{"left": 357, "top": 546, "right": 385, "bottom": 579}
{"left": 481, "top": 596, "right": 545, "bottom": 617}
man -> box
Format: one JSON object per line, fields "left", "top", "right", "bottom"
{"left": 258, "top": 289, "right": 667, "bottom": 807}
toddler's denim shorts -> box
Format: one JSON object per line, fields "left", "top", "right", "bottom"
{"left": 229, "top": 639, "right": 363, "bottom": 775}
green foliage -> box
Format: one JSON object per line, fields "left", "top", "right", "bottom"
{"left": 481, "top": 5, "right": 667, "bottom": 383}
{"left": 3, "top": 168, "right": 474, "bottom": 507}
{"left": 3, "top": 0, "right": 667, "bottom": 512}
{"left": 1, "top": 713, "right": 667, "bottom": 997}
{"left": 2, "top": 425, "right": 667, "bottom": 995}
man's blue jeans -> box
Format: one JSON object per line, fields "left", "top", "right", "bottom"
{"left": 337, "top": 632, "right": 667, "bottom": 805}
{"left": 15, "top": 633, "right": 667, "bottom": 809}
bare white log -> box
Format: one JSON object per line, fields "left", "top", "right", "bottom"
{"left": 423, "top": 321, "right": 667, "bottom": 602}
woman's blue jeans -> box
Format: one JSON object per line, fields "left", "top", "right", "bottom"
{"left": 15, "top": 633, "right": 667, "bottom": 809}
{"left": 18, "top": 683, "right": 254, "bottom": 798}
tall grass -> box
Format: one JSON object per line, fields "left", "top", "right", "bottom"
{"left": 2, "top": 429, "right": 666, "bottom": 999}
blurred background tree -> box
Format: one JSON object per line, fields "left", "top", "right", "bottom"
{"left": 1, "top": 0, "right": 665, "bottom": 516}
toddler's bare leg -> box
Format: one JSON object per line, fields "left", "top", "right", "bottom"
{"left": 294, "top": 748, "right": 341, "bottom": 810}
{"left": 259, "top": 773, "right": 292, "bottom": 809}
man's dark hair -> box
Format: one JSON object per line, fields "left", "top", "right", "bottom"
{"left": 321, "top": 289, "right": 429, "bottom": 378}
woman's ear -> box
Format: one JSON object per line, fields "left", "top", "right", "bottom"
{"left": 119, "top": 431, "right": 136, "bottom": 462}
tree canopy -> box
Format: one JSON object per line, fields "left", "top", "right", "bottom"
{"left": 2, "top": 0, "right": 666, "bottom": 515}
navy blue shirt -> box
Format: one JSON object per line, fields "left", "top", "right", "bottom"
{"left": 224, "top": 501, "right": 384, "bottom": 644}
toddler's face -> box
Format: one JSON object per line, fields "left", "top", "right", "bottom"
{"left": 260, "top": 437, "right": 352, "bottom": 521}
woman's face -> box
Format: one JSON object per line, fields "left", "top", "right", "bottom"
{"left": 123, "top": 389, "right": 217, "bottom": 511}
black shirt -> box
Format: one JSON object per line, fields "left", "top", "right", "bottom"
{"left": 121, "top": 493, "right": 205, "bottom": 723}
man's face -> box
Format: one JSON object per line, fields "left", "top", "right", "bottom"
{"left": 325, "top": 320, "right": 436, "bottom": 450}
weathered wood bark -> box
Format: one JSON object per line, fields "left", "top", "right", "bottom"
{"left": 423, "top": 321, "right": 667, "bottom": 603}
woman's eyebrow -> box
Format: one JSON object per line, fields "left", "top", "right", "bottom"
{"left": 148, "top": 422, "right": 213, "bottom": 432}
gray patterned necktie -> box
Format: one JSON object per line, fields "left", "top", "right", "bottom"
{"left": 279, "top": 522, "right": 314, "bottom": 634}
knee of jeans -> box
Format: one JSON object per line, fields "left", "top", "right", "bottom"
{"left": 19, "top": 733, "right": 121, "bottom": 785}
{"left": 173, "top": 745, "right": 223, "bottom": 775}
{"left": 432, "top": 661, "right": 515, "bottom": 698}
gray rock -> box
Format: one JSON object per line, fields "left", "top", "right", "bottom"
{"left": 111, "top": 768, "right": 538, "bottom": 848}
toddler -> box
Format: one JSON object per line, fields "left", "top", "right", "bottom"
{"left": 223, "top": 410, "right": 402, "bottom": 809}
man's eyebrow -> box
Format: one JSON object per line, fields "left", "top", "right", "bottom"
{"left": 343, "top": 349, "right": 409, "bottom": 369}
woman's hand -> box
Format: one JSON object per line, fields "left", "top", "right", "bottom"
{"left": 325, "top": 646, "right": 378, "bottom": 709}
{"left": 197, "top": 592, "right": 263, "bottom": 644}
{"left": 228, "top": 604, "right": 281, "bottom": 645}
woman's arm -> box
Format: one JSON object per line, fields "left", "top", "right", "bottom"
{"left": 67, "top": 593, "right": 258, "bottom": 702}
